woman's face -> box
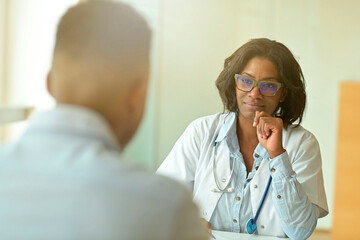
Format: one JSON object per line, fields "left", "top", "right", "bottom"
{"left": 235, "top": 57, "right": 286, "bottom": 121}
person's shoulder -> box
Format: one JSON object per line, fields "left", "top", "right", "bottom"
{"left": 0, "top": 143, "right": 14, "bottom": 156}
{"left": 189, "top": 112, "right": 231, "bottom": 130}
{"left": 97, "top": 157, "right": 193, "bottom": 211}
{"left": 101, "top": 165, "right": 206, "bottom": 240}
{"left": 68, "top": 155, "right": 199, "bottom": 239}
{"left": 283, "top": 124, "right": 319, "bottom": 144}
{"left": 140, "top": 170, "right": 191, "bottom": 198}
{"left": 93, "top": 151, "right": 190, "bottom": 196}
{"left": 284, "top": 124, "right": 314, "bottom": 136}
{"left": 192, "top": 112, "right": 229, "bottom": 123}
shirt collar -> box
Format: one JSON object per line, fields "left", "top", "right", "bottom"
{"left": 214, "top": 112, "right": 236, "bottom": 144}
{"left": 26, "top": 104, "right": 121, "bottom": 151}
{"left": 214, "top": 111, "right": 270, "bottom": 160}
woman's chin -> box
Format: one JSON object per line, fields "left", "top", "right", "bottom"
{"left": 238, "top": 112, "right": 256, "bottom": 122}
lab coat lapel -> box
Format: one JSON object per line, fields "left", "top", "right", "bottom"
{"left": 193, "top": 139, "right": 232, "bottom": 222}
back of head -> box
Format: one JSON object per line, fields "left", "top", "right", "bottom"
{"left": 54, "top": 1, "right": 150, "bottom": 69}
{"left": 51, "top": 0, "right": 151, "bottom": 103}
{"left": 50, "top": 0, "right": 152, "bottom": 147}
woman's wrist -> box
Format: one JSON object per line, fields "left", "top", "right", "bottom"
{"left": 269, "top": 148, "right": 286, "bottom": 159}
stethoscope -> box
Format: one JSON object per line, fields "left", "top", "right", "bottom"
{"left": 246, "top": 175, "right": 272, "bottom": 234}
{"left": 210, "top": 140, "right": 235, "bottom": 193}
{"left": 210, "top": 138, "right": 273, "bottom": 234}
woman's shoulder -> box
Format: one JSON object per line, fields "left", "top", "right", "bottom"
{"left": 189, "top": 112, "right": 234, "bottom": 129}
{"left": 283, "top": 124, "right": 318, "bottom": 145}
{"left": 183, "top": 112, "right": 234, "bottom": 139}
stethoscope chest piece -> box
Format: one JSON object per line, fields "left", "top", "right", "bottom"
{"left": 246, "top": 175, "right": 273, "bottom": 235}
{"left": 247, "top": 218, "right": 257, "bottom": 234}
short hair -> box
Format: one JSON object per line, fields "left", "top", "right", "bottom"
{"left": 215, "top": 38, "right": 306, "bottom": 128}
{"left": 54, "top": 1, "right": 151, "bottom": 69}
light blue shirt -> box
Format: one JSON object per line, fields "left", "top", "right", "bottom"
{"left": 0, "top": 105, "right": 208, "bottom": 240}
{"left": 210, "top": 113, "right": 320, "bottom": 239}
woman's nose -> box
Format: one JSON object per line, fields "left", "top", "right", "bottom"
{"left": 249, "top": 85, "right": 263, "bottom": 98}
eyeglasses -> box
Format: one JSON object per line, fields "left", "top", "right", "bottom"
{"left": 234, "top": 74, "right": 283, "bottom": 97}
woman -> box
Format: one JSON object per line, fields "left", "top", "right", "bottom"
{"left": 157, "top": 38, "right": 328, "bottom": 239}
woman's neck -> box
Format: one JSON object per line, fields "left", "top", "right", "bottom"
{"left": 236, "top": 114, "right": 259, "bottom": 174}
{"left": 237, "top": 115, "right": 258, "bottom": 143}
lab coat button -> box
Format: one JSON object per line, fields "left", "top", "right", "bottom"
{"left": 233, "top": 219, "right": 238, "bottom": 223}
{"left": 236, "top": 196, "right": 241, "bottom": 201}
{"left": 255, "top": 153, "right": 260, "bottom": 158}
{"left": 222, "top": 178, "right": 226, "bottom": 182}
{"left": 255, "top": 166, "right": 259, "bottom": 170}
{"left": 277, "top": 195, "right": 281, "bottom": 199}
{"left": 261, "top": 225, "right": 265, "bottom": 229}
{"left": 254, "top": 184, "right": 258, "bottom": 189}
{"left": 271, "top": 168, "right": 276, "bottom": 172}
{"left": 247, "top": 179, "right": 251, "bottom": 182}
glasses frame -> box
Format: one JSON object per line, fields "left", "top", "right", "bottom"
{"left": 234, "top": 74, "right": 283, "bottom": 97}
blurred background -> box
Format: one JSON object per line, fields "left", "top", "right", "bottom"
{"left": 1, "top": 0, "right": 360, "bottom": 237}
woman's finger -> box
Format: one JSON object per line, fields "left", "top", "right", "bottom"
{"left": 253, "top": 111, "right": 260, "bottom": 127}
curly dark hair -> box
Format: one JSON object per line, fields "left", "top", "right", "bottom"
{"left": 215, "top": 38, "right": 306, "bottom": 128}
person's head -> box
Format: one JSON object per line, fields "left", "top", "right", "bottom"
{"left": 47, "top": 1, "right": 151, "bottom": 149}
{"left": 215, "top": 38, "right": 306, "bottom": 128}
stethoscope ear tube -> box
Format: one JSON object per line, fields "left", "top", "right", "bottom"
{"left": 246, "top": 176, "right": 273, "bottom": 234}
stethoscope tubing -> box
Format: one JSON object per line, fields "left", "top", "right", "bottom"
{"left": 253, "top": 175, "right": 272, "bottom": 223}
{"left": 246, "top": 175, "right": 272, "bottom": 234}
{"left": 212, "top": 140, "right": 236, "bottom": 193}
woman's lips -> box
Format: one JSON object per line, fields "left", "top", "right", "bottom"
{"left": 244, "top": 102, "right": 265, "bottom": 110}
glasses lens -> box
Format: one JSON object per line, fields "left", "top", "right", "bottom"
{"left": 259, "top": 81, "right": 280, "bottom": 96}
{"left": 236, "top": 75, "right": 254, "bottom": 92}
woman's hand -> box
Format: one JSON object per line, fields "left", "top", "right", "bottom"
{"left": 253, "top": 111, "right": 285, "bottom": 159}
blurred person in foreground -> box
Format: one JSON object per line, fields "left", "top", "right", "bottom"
{"left": 0, "top": 1, "right": 208, "bottom": 240}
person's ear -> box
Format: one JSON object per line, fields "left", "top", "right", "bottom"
{"left": 46, "top": 71, "right": 54, "bottom": 97}
{"left": 129, "top": 80, "right": 148, "bottom": 114}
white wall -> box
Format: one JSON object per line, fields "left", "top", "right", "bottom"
{"left": 0, "top": 1, "right": 5, "bottom": 103}
{"left": 2, "top": 0, "right": 78, "bottom": 142}
{"left": 155, "top": 0, "right": 239, "bottom": 166}
{"left": 7, "top": 0, "right": 78, "bottom": 109}
{"left": 119, "top": 0, "right": 161, "bottom": 168}
{"left": 153, "top": 0, "right": 360, "bottom": 230}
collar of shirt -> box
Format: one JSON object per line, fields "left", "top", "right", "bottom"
{"left": 214, "top": 112, "right": 236, "bottom": 144}
{"left": 24, "top": 104, "right": 121, "bottom": 151}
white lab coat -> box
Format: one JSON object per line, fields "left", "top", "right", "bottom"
{"left": 157, "top": 112, "right": 328, "bottom": 237}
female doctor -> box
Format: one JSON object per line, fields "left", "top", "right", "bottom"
{"left": 157, "top": 38, "right": 328, "bottom": 239}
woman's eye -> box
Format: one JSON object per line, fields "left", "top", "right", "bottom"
{"left": 263, "top": 83, "right": 275, "bottom": 89}
{"left": 243, "top": 78, "right": 253, "bottom": 85}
